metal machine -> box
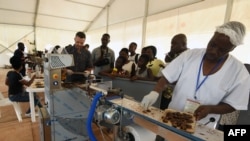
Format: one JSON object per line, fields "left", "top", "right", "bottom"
{"left": 42, "top": 53, "right": 92, "bottom": 141}
{"left": 41, "top": 53, "right": 130, "bottom": 141}
{"left": 40, "top": 53, "right": 223, "bottom": 141}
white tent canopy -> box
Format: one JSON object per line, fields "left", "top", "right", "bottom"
{"left": 0, "top": 0, "right": 249, "bottom": 67}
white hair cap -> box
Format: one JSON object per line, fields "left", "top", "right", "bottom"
{"left": 215, "top": 21, "right": 246, "bottom": 46}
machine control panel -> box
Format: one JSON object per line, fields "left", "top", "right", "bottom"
{"left": 52, "top": 73, "right": 59, "bottom": 79}
{"left": 53, "top": 81, "right": 59, "bottom": 86}
{"left": 49, "top": 69, "right": 61, "bottom": 89}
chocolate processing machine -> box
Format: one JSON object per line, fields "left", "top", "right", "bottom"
{"left": 41, "top": 53, "right": 223, "bottom": 141}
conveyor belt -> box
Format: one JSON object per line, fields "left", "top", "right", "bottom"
{"left": 108, "top": 97, "right": 223, "bottom": 141}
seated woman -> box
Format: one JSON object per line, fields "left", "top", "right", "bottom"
{"left": 119, "top": 48, "right": 136, "bottom": 77}
{"left": 99, "top": 56, "right": 130, "bottom": 79}
{"left": 130, "top": 54, "right": 154, "bottom": 81}
{"left": 5, "top": 56, "right": 42, "bottom": 116}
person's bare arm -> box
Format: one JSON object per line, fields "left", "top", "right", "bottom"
{"left": 20, "top": 74, "right": 36, "bottom": 87}
{"left": 194, "top": 102, "right": 235, "bottom": 120}
{"left": 153, "top": 76, "right": 169, "bottom": 93}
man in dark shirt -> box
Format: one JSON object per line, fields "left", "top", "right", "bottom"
{"left": 65, "top": 31, "right": 93, "bottom": 83}
{"left": 14, "top": 42, "right": 26, "bottom": 76}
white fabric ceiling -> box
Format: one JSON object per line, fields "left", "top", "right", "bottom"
{"left": 0, "top": 0, "right": 203, "bottom": 32}
{"left": 8, "top": 0, "right": 250, "bottom": 68}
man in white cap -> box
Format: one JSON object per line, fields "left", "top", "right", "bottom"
{"left": 141, "top": 21, "right": 249, "bottom": 135}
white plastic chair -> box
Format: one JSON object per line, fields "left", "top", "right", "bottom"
{"left": 0, "top": 92, "right": 22, "bottom": 122}
{"left": 12, "top": 102, "right": 23, "bottom": 122}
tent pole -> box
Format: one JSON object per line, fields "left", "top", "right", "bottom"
{"left": 224, "top": 0, "right": 234, "bottom": 23}
{"left": 141, "top": 0, "right": 149, "bottom": 48}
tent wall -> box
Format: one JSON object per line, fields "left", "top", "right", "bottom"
{"left": 87, "top": 0, "right": 250, "bottom": 63}
{"left": 144, "top": 0, "right": 227, "bottom": 60}
{"left": 35, "top": 27, "right": 76, "bottom": 51}
{"left": 0, "top": 24, "right": 35, "bottom": 67}
{"left": 0, "top": 0, "right": 249, "bottom": 68}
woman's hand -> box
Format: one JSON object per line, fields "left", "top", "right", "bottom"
{"left": 194, "top": 103, "right": 235, "bottom": 121}
{"left": 194, "top": 105, "right": 211, "bottom": 121}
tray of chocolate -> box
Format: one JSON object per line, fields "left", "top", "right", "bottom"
{"left": 161, "top": 109, "right": 196, "bottom": 133}
{"left": 33, "top": 81, "right": 44, "bottom": 88}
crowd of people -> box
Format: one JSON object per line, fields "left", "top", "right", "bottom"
{"left": 5, "top": 21, "right": 250, "bottom": 139}
{"left": 62, "top": 32, "right": 171, "bottom": 82}
{"left": 64, "top": 21, "right": 250, "bottom": 134}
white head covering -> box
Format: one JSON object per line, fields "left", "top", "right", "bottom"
{"left": 215, "top": 21, "right": 246, "bottom": 46}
